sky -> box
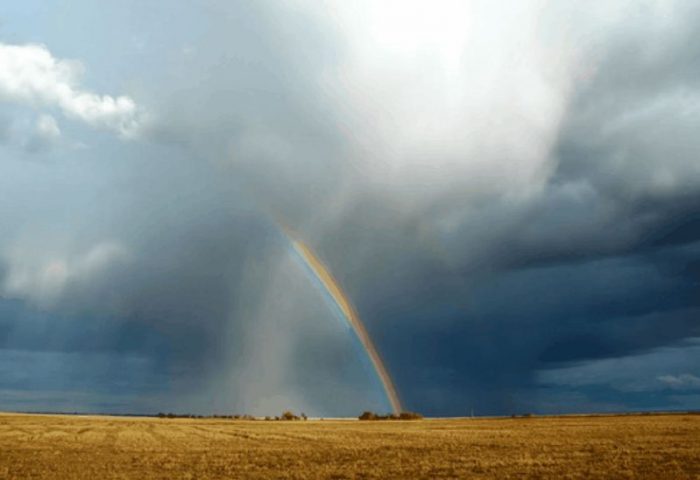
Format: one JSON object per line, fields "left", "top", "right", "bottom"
{"left": 0, "top": 0, "right": 698, "bottom": 417}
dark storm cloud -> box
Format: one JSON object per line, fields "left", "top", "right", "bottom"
{"left": 0, "top": 0, "right": 368, "bottom": 415}
{"left": 298, "top": 0, "right": 700, "bottom": 414}
{"left": 1, "top": 0, "right": 699, "bottom": 415}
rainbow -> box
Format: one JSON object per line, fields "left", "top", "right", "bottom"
{"left": 284, "top": 232, "right": 402, "bottom": 414}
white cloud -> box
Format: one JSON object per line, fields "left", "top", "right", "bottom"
{"left": 0, "top": 43, "right": 144, "bottom": 137}
{"left": 1, "top": 241, "right": 130, "bottom": 308}
{"left": 303, "top": 0, "right": 574, "bottom": 204}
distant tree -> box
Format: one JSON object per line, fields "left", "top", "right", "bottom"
{"left": 359, "top": 411, "right": 377, "bottom": 421}
{"left": 359, "top": 411, "right": 423, "bottom": 420}
{"left": 281, "top": 410, "right": 299, "bottom": 421}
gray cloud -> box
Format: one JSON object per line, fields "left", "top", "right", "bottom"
{"left": 23, "top": 114, "right": 61, "bottom": 153}
{"left": 657, "top": 373, "right": 700, "bottom": 390}
{"left": 0, "top": 0, "right": 699, "bottom": 415}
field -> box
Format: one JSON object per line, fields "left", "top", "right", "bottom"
{"left": 1, "top": 413, "right": 699, "bottom": 479}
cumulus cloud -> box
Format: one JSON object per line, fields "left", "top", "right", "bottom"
{"left": 0, "top": 43, "right": 144, "bottom": 137}
{"left": 1, "top": 242, "right": 130, "bottom": 309}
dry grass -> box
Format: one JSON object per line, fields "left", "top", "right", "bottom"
{"left": 0, "top": 412, "right": 699, "bottom": 479}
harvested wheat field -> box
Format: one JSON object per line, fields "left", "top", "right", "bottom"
{"left": 0, "top": 412, "right": 699, "bottom": 479}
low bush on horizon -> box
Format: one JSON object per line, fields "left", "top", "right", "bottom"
{"left": 279, "top": 410, "right": 308, "bottom": 421}
{"left": 359, "top": 411, "right": 423, "bottom": 420}
{"left": 156, "top": 411, "right": 310, "bottom": 421}
{"left": 156, "top": 413, "right": 256, "bottom": 420}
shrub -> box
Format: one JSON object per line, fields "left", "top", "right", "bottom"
{"left": 359, "top": 411, "right": 378, "bottom": 420}
{"left": 281, "top": 410, "right": 300, "bottom": 421}
{"left": 359, "top": 411, "right": 423, "bottom": 420}
{"left": 399, "top": 411, "right": 423, "bottom": 420}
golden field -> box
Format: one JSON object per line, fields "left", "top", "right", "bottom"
{"left": 0, "top": 412, "right": 699, "bottom": 479}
